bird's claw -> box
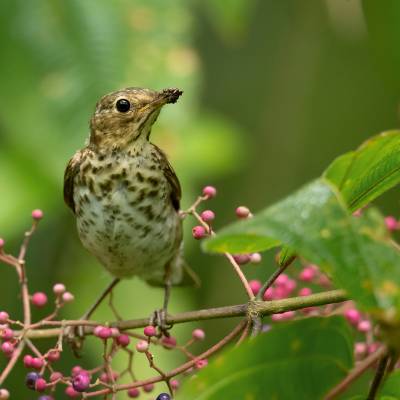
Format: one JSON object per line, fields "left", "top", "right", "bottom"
{"left": 65, "top": 325, "right": 86, "bottom": 357}
{"left": 150, "top": 309, "right": 172, "bottom": 337}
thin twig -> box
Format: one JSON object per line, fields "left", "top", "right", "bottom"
{"left": 84, "top": 320, "right": 247, "bottom": 397}
{"left": 20, "top": 290, "right": 347, "bottom": 340}
{"left": 325, "top": 345, "right": 387, "bottom": 399}
{"left": 366, "top": 352, "right": 390, "bottom": 400}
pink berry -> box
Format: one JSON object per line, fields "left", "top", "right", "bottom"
{"left": 116, "top": 334, "right": 130, "bottom": 347}
{"left": 201, "top": 210, "right": 215, "bottom": 222}
{"left": 31, "top": 292, "right": 48, "bottom": 308}
{"left": 357, "top": 320, "right": 372, "bottom": 333}
{"left": 35, "top": 378, "right": 47, "bottom": 392}
{"left": 71, "top": 366, "right": 83, "bottom": 376}
{"left": 50, "top": 371, "right": 63, "bottom": 382}
{"left": 52, "top": 283, "right": 66, "bottom": 295}
{"left": 298, "top": 287, "right": 312, "bottom": 297}
{"left": 385, "top": 216, "right": 398, "bottom": 231}
{"left": 285, "top": 279, "right": 297, "bottom": 293}
{"left": 1, "top": 328, "right": 13, "bottom": 340}
{"left": 1, "top": 342, "right": 14, "bottom": 355}
{"left": 31, "top": 209, "right": 44, "bottom": 220}
{"left": 62, "top": 292, "right": 74, "bottom": 303}
{"left": 135, "top": 340, "right": 149, "bottom": 353}
{"left": 31, "top": 357, "right": 44, "bottom": 370}
{"left": 368, "top": 342, "right": 380, "bottom": 354}
{"left": 100, "top": 371, "right": 118, "bottom": 383}
{"left": 273, "top": 286, "right": 288, "bottom": 299}
{"left": 192, "top": 225, "right": 206, "bottom": 239}
{"left": 271, "top": 314, "right": 284, "bottom": 321}
{"left": 354, "top": 342, "right": 367, "bottom": 356}
{"left": 23, "top": 355, "right": 34, "bottom": 368}
{"left": 93, "top": 326, "right": 103, "bottom": 337}
{"left": 249, "top": 280, "right": 262, "bottom": 296}
{"left": 0, "top": 312, "right": 9, "bottom": 324}
{"left": 110, "top": 327, "right": 120, "bottom": 337}
{"left": 143, "top": 325, "right": 157, "bottom": 337}
{"left": 0, "top": 389, "right": 9, "bottom": 399}
{"left": 0, "top": 238, "right": 4, "bottom": 249}
{"left": 97, "top": 327, "right": 112, "bottom": 340}
{"left": 171, "top": 379, "right": 180, "bottom": 390}
{"left": 250, "top": 253, "right": 262, "bottom": 263}
{"left": 299, "top": 267, "right": 315, "bottom": 282}
{"left": 263, "top": 287, "right": 274, "bottom": 301}
{"left": 344, "top": 308, "right": 361, "bottom": 325}
{"left": 143, "top": 383, "right": 154, "bottom": 393}
{"left": 202, "top": 186, "right": 217, "bottom": 198}
{"left": 235, "top": 206, "right": 251, "bottom": 218}
{"left": 65, "top": 386, "right": 80, "bottom": 398}
{"left": 192, "top": 328, "right": 206, "bottom": 341}
{"left": 161, "top": 336, "right": 177, "bottom": 349}
{"left": 275, "top": 274, "right": 289, "bottom": 286}
{"left": 195, "top": 359, "right": 208, "bottom": 369}
{"left": 352, "top": 209, "right": 362, "bottom": 217}
{"left": 47, "top": 350, "right": 60, "bottom": 362}
{"left": 280, "top": 311, "right": 295, "bottom": 320}
{"left": 233, "top": 254, "right": 250, "bottom": 265}
{"left": 127, "top": 388, "right": 140, "bottom": 398}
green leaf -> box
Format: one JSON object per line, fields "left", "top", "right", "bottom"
{"left": 380, "top": 370, "right": 400, "bottom": 398}
{"left": 324, "top": 131, "right": 400, "bottom": 211}
{"left": 204, "top": 179, "right": 400, "bottom": 316}
{"left": 177, "top": 316, "right": 353, "bottom": 400}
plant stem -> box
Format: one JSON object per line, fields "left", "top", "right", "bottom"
{"left": 325, "top": 345, "right": 387, "bottom": 399}
{"left": 366, "top": 352, "right": 390, "bottom": 400}
{"left": 22, "top": 289, "right": 347, "bottom": 340}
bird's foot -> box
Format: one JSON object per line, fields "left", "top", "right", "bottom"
{"left": 65, "top": 325, "right": 86, "bottom": 358}
{"left": 149, "top": 308, "right": 172, "bottom": 337}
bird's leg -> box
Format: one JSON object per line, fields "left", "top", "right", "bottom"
{"left": 67, "top": 278, "right": 121, "bottom": 355}
{"left": 150, "top": 266, "right": 173, "bottom": 336}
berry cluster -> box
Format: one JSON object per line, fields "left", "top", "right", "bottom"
{"left": 0, "top": 190, "right": 396, "bottom": 398}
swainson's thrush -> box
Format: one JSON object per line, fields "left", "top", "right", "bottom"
{"left": 64, "top": 87, "right": 194, "bottom": 325}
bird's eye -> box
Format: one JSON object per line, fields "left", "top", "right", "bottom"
{"left": 116, "top": 98, "right": 131, "bottom": 113}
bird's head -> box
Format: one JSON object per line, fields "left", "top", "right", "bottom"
{"left": 89, "top": 87, "right": 182, "bottom": 149}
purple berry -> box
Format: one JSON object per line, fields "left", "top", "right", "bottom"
{"left": 38, "top": 396, "right": 54, "bottom": 400}
{"left": 156, "top": 394, "right": 171, "bottom": 400}
{"left": 25, "top": 372, "right": 41, "bottom": 390}
{"left": 72, "top": 372, "right": 91, "bottom": 392}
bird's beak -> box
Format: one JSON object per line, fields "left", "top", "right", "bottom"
{"left": 140, "top": 88, "right": 183, "bottom": 112}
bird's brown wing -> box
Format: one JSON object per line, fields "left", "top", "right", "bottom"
{"left": 152, "top": 144, "right": 181, "bottom": 211}
{"left": 63, "top": 148, "right": 88, "bottom": 214}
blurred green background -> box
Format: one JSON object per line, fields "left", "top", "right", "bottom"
{"left": 0, "top": 0, "right": 399, "bottom": 398}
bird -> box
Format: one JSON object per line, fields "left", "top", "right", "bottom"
{"left": 64, "top": 87, "right": 196, "bottom": 331}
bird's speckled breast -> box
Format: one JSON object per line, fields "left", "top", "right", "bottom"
{"left": 73, "top": 146, "right": 181, "bottom": 281}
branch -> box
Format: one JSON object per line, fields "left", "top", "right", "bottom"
{"left": 22, "top": 289, "right": 347, "bottom": 340}
{"left": 325, "top": 345, "right": 387, "bottom": 400}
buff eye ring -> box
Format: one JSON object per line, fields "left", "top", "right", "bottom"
{"left": 116, "top": 98, "right": 131, "bottom": 113}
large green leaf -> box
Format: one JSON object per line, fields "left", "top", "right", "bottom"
{"left": 204, "top": 179, "right": 400, "bottom": 316}
{"left": 177, "top": 316, "right": 353, "bottom": 400}
{"left": 324, "top": 131, "right": 400, "bottom": 211}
